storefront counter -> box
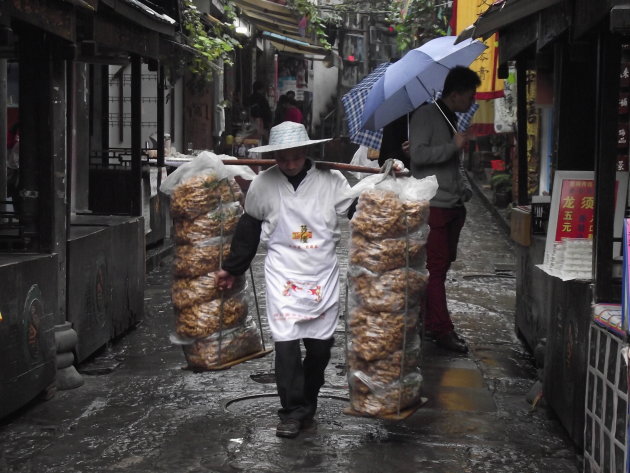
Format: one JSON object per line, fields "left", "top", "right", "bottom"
{"left": 516, "top": 236, "right": 593, "bottom": 448}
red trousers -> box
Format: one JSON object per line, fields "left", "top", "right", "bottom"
{"left": 424, "top": 206, "right": 466, "bottom": 336}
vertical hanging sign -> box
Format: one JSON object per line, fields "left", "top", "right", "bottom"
{"left": 453, "top": 0, "right": 504, "bottom": 99}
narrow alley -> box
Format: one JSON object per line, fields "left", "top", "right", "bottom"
{"left": 0, "top": 189, "right": 582, "bottom": 473}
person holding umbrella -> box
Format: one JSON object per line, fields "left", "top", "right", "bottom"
{"left": 409, "top": 65, "right": 481, "bottom": 353}
{"left": 214, "top": 121, "right": 356, "bottom": 439}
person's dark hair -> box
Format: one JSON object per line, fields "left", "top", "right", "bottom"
{"left": 286, "top": 90, "right": 295, "bottom": 99}
{"left": 442, "top": 66, "right": 481, "bottom": 97}
{"left": 253, "top": 80, "right": 265, "bottom": 93}
{"left": 277, "top": 94, "right": 289, "bottom": 105}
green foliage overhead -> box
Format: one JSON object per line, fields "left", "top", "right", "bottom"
{"left": 286, "top": 0, "right": 332, "bottom": 50}
{"left": 181, "top": 0, "right": 242, "bottom": 88}
{"left": 328, "top": 0, "right": 451, "bottom": 52}
{"left": 386, "top": 0, "right": 450, "bottom": 51}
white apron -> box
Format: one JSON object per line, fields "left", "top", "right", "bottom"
{"left": 264, "top": 176, "right": 341, "bottom": 342}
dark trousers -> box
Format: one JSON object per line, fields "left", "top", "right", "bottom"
{"left": 274, "top": 337, "right": 334, "bottom": 422}
{"left": 425, "top": 206, "right": 466, "bottom": 336}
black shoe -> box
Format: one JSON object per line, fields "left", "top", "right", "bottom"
{"left": 276, "top": 419, "right": 301, "bottom": 438}
{"left": 434, "top": 331, "right": 468, "bottom": 353}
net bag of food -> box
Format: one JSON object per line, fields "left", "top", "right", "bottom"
{"left": 346, "top": 173, "right": 437, "bottom": 417}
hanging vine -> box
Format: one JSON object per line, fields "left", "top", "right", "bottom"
{"left": 286, "top": 0, "right": 332, "bottom": 50}
{"left": 180, "top": 0, "right": 242, "bottom": 88}
{"left": 385, "top": 0, "right": 450, "bottom": 51}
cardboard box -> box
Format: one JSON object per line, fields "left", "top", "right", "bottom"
{"left": 510, "top": 206, "right": 532, "bottom": 246}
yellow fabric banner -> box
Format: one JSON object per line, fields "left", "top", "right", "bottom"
{"left": 453, "top": 0, "right": 504, "bottom": 99}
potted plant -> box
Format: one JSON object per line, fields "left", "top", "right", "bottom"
{"left": 490, "top": 172, "right": 512, "bottom": 208}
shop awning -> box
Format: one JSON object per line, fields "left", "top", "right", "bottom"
{"left": 263, "top": 32, "right": 329, "bottom": 56}
{"left": 234, "top": 0, "right": 329, "bottom": 54}
{"left": 100, "top": 0, "right": 177, "bottom": 36}
{"left": 455, "top": 0, "right": 563, "bottom": 44}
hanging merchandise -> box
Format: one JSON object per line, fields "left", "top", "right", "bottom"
{"left": 494, "top": 65, "right": 517, "bottom": 133}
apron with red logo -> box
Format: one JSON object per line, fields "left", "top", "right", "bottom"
{"left": 263, "top": 173, "right": 342, "bottom": 342}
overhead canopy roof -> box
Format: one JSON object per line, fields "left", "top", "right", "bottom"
{"left": 263, "top": 32, "right": 329, "bottom": 56}
{"left": 234, "top": 0, "right": 330, "bottom": 56}
{"left": 455, "top": 0, "right": 563, "bottom": 44}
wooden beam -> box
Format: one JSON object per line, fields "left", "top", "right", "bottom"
{"left": 593, "top": 27, "right": 621, "bottom": 302}
{"left": 130, "top": 55, "right": 142, "bottom": 216}
{"left": 7, "top": 0, "right": 75, "bottom": 41}
{"left": 93, "top": 14, "right": 159, "bottom": 59}
{"left": 516, "top": 55, "right": 528, "bottom": 205}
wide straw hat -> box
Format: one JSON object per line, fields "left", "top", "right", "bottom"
{"left": 248, "top": 121, "right": 331, "bottom": 153}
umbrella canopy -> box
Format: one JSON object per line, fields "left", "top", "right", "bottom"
{"left": 341, "top": 62, "right": 390, "bottom": 150}
{"left": 361, "top": 36, "right": 487, "bottom": 131}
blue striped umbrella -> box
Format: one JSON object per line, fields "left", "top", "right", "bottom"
{"left": 341, "top": 63, "right": 390, "bottom": 150}
{"left": 456, "top": 102, "right": 479, "bottom": 132}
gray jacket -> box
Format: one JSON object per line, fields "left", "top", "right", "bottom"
{"left": 409, "top": 102, "right": 472, "bottom": 208}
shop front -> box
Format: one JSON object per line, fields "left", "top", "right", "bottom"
{"left": 0, "top": 0, "right": 179, "bottom": 418}
{"left": 462, "top": 0, "right": 630, "bottom": 465}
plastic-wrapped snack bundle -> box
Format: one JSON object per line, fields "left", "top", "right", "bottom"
{"left": 348, "top": 346, "right": 421, "bottom": 388}
{"left": 349, "top": 372, "right": 423, "bottom": 416}
{"left": 346, "top": 173, "right": 437, "bottom": 417}
{"left": 180, "top": 321, "right": 264, "bottom": 370}
{"left": 347, "top": 307, "right": 420, "bottom": 361}
{"left": 175, "top": 293, "right": 249, "bottom": 339}
{"left": 160, "top": 153, "right": 264, "bottom": 370}
{"left": 172, "top": 236, "right": 232, "bottom": 278}
{"left": 348, "top": 266, "right": 428, "bottom": 313}
{"left": 170, "top": 175, "right": 241, "bottom": 220}
{"left": 171, "top": 274, "right": 245, "bottom": 310}
{"left": 350, "top": 189, "right": 429, "bottom": 239}
{"left": 350, "top": 229, "right": 428, "bottom": 273}
{"left": 173, "top": 201, "right": 243, "bottom": 244}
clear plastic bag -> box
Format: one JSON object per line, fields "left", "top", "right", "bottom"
{"left": 348, "top": 347, "right": 421, "bottom": 389}
{"left": 348, "top": 266, "right": 428, "bottom": 313}
{"left": 172, "top": 236, "right": 232, "bottom": 278}
{"left": 345, "top": 172, "right": 435, "bottom": 417}
{"left": 349, "top": 227, "right": 428, "bottom": 273}
{"left": 350, "top": 189, "right": 430, "bottom": 239}
{"left": 349, "top": 372, "right": 423, "bottom": 416}
{"left": 159, "top": 151, "right": 256, "bottom": 197}
{"left": 173, "top": 201, "right": 243, "bottom": 244}
{"left": 169, "top": 175, "right": 241, "bottom": 220}
{"left": 175, "top": 293, "right": 249, "bottom": 339}
{"left": 349, "top": 173, "right": 438, "bottom": 203}
{"left": 171, "top": 274, "right": 245, "bottom": 310}
{"left": 173, "top": 321, "right": 264, "bottom": 370}
{"left": 347, "top": 307, "right": 420, "bottom": 361}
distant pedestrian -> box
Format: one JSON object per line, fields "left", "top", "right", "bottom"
{"left": 274, "top": 94, "right": 289, "bottom": 126}
{"left": 409, "top": 65, "right": 480, "bottom": 354}
{"left": 215, "top": 121, "right": 356, "bottom": 439}
{"left": 247, "top": 81, "right": 272, "bottom": 142}
{"left": 283, "top": 96, "right": 303, "bottom": 124}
